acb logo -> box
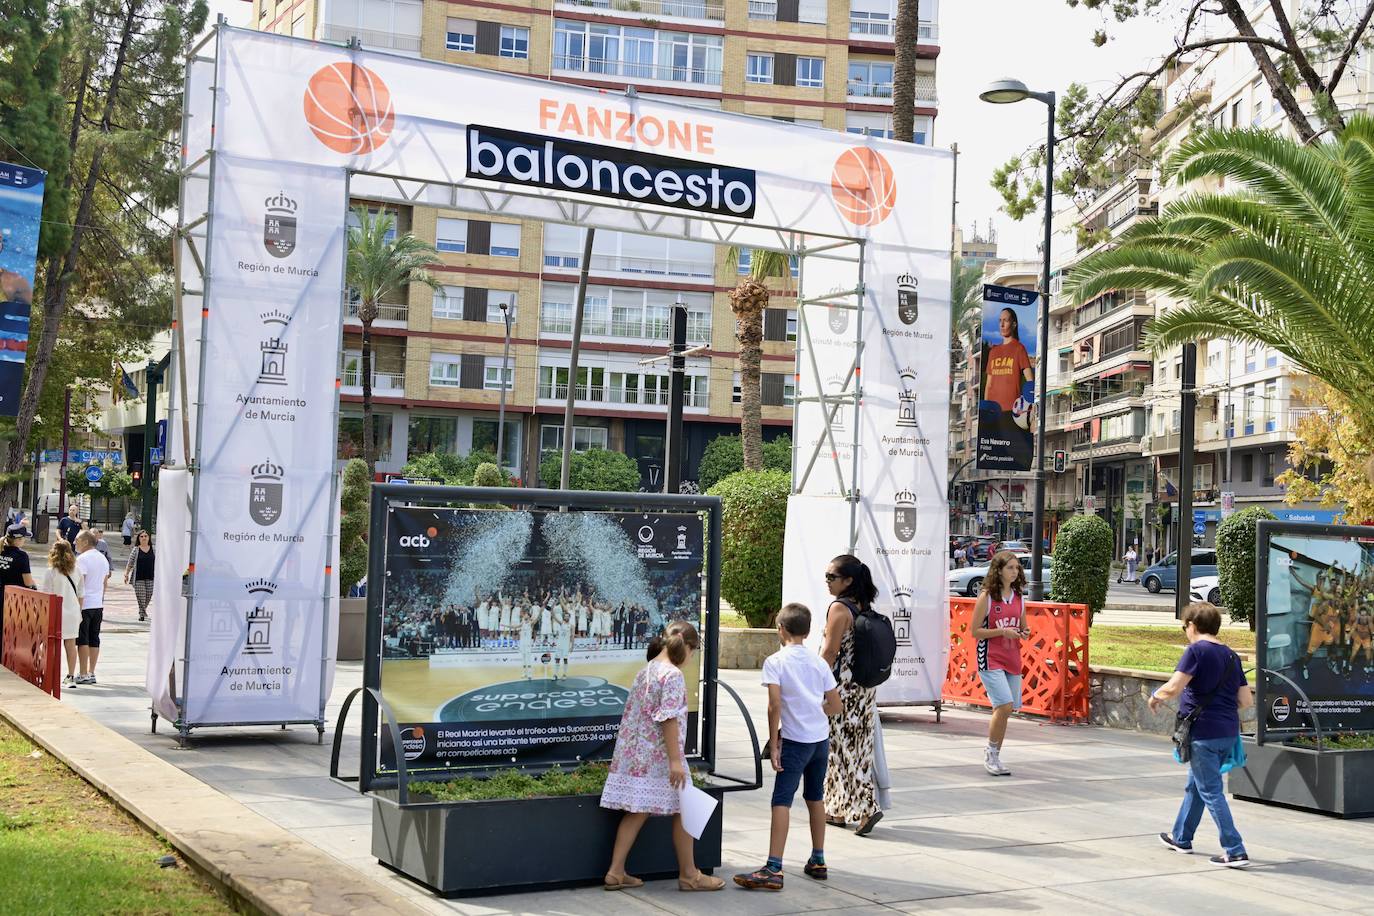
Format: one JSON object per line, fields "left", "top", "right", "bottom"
{"left": 398, "top": 534, "right": 431, "bottom": 548}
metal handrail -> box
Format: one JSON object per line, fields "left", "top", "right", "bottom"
{"left": 330, "top": 686, "right": 413, "bottom": 805}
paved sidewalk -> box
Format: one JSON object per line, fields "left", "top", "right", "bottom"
{"left": 41, "top": 591, "right": 1374, "bottom": 915}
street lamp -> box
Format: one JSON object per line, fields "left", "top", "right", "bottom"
{"left": 981, "top": 77, "right": 1056, "bottom": 601}
{"left": 495, "top": 300, "right": 512, "bottom": 475}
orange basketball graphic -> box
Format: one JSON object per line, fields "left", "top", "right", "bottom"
{"left": 831, "top": 147, "right": 896, "bottom": 226}
{"left": 302, "top": 63, "right": 395, "bottom": 155}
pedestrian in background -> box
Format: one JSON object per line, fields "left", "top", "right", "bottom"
{"left": 0, "top": 521, "right": 35, "bottom": 645}
{"left": 74, "top": 530, "right": 110, "bottom": 685}
{"left": 58, "top": 504, "right": 81, "bottom": 546}
{"left": 1150, "top": 602, "right": 1252, "bottom": 868}
{"left": 41, "top": 540, "right": 83, "bottom": 686}
{"left": 124, "top": 529, "right": 155, "bottom": 622}
{"left": 120, "top": 511, "right": 135, "bottom": 546}
{"left": 1120, "top": 545, "right": 1139, "bottom": 584}
{"left": 91, "top": 527, "right": 113, "bottom": 568}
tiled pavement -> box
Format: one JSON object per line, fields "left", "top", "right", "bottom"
{"left": 51, "top": 578, "right": 1374, "bottom": 915}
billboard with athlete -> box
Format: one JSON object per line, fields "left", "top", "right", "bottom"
{"left": 976, "top": 284, "right": 1039, "bottom": 472}
{"left": 1257, "top": 521, "right": 1374, "bottom": 737}
{"left": 0, "top": 161, "right": 44, "bottom": 417}
{"left": 378, "top": 506, "right": 705, "bottom": 771}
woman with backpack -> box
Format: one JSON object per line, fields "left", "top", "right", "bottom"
{"left": 819, "top": 554, "right": 883, "bottom": 837}
{"left": 973, "top": 551, "right": 1029, "bottom": 776}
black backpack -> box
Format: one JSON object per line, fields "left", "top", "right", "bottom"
{"left": 837, "top": 598, "right": 897, "bottom": 689}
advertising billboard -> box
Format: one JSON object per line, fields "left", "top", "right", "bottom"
{"left": 378, "top": 506, "right": 705, "bottom": 772}
{"left": 976, "top": 284, "right": 1040, "bottom": 472}
{"left": 1257, "top": 521, "right": 1374, "bottom": 739}
{"left": 0, "top": 161, "right": 44, "bottom": 417}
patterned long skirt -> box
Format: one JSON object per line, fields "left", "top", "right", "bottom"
{"left": 824, "top": 665, "right": 878, "bottom": 824}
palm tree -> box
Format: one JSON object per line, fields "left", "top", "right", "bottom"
{"left": 892, "top": 0, "right": 920, "bottom": 142}
{"left": 345, "top": 206, "right": 442, "bottom": 473}
{"left": 1065, "top": 118, "right": 1374, "bottom": 424}
{"left": 950, "top": 260, "right": 983, "bottom": 347}
{"left": 728, "top": 247, "right": 792, "bottom": 471}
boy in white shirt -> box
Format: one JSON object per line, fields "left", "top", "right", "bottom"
{"left": 735, "top": 602, "right": 841, "bottom": 891}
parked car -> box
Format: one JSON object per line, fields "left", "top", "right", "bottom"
{"left": 995, "top": 539, "right": 1029, "bottom": 553}
{"left": 1190, "top": 575, "right": 1222, "bottom": 606}
{"left": 1139, "top": 550, "right": 1219, "bottom": 594}
{"left": 948, "top": 554, "right": 1053, "bottom": 598}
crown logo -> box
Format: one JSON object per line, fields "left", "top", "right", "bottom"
{"left": 895, "top": 489, "right": 916, "bottom": 506}
{"left": 898, "top": 366, "right": 917, "bottom": 385}
{"left": 893, "top": 586, "right": 912, "bottom": 602}
{"left": 245, "top": 578, "right": 278, "bottom": 596}
{"left": 251, "top": 460, "right": 283, "bottom": 481}
{"left": 265, "top": 191, "right": 297, "bottom": 215}
{"left": 260, "top": 309, "right": 290, "bottom": 328}
{"left": 897, "top": 273, "right": 917, "bottom": 290}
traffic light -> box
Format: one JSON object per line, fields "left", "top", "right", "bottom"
{"left": 131, "top": 462, "right": 142, "bottom": 486}
{"left": 1053, "top": 450, "right": 1067, "bottom": 474}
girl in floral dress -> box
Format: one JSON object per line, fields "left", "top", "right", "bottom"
{"left": 600, "top": 620, "right": 724, "bottom": 892}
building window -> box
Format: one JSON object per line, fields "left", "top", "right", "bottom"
{"left": 848, "top": 61, "right": 894, "bottom": 99}
{"left": 483, "top": 358, "right": 513, "bottom": 390}
{"left": 1244, "top": 383, "right": 1256, "bottom": 434}
{"left": 1242, "top": 453, "right": 1254, "bottom": 482}
{"left": 346, "top": 206, "right": 397, "bottom": 243}
{"left": 746, "top": 53, "right": 773, "bottom": 84}
{"left": 409, "top": 416, "right": 459, "bottom": 457}
{"left": 786, "top": 309, "right": 798, "bottom": 342}
{"left": 430, "top": 355, "right": 463, "bottom": 387}
{"left": 553, "top": 19, "right": 723, "bottom": 86}
{"left": 796, "top": 56, "right": 824, "bottom": 88}
{"left": 845, "top": 111, "right": 893, "bottom": 139}
{"left": 488, "top": 290, "right": 516, "bottom": 323}
{"left": 490, "top": 223, "right": 520, "bottom": 257}
{"left": 798, "top": 0, "right": 827, "bottom": 22}
{"left": 338, "top": 415, "right": 393, "bottom": 462}
{"left": 446, "top": 18, "right": 476, "bottom": 52}
{"left": 1262, "top": 452, "right": 1276, "bottom": 487}
{"left": 1231, "top": 99, "right": 1242, "bottom": 127}
{"left": 540, "top": 424, "right": 608, "bottom": 453}
{"left": 737, "top": 248, "right": 752, "bottom": 275}
{"left": 436, "top": 217, "right": 467, "bottom": 252}
{"left": 433, "top": 286, "right": 464, "bottom": 320}
{"left": 472, "top": 418, "right": 520, "bottom": 468}
{"left": 1265, "top": 379, "right": 1278, "bottom": 431}
{"left": 499, "top": 25, "right": 529, "bottom": 58}
{"left": 850, "top": 9, "right": 892, "bottom": 36}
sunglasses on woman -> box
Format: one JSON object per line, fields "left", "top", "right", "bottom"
{"left": 825, "top": 573, "right": 841, "bottom": 582}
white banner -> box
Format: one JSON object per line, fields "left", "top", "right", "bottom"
{"left": 180, "top": 150, "right": 346, "bottom": 725}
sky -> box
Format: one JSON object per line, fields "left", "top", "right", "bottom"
{"left": 202, "top": 0, "right": 1182, "bottom": 261}
{"left": 937, "top": 1, "right": 1180, "bottom": 260}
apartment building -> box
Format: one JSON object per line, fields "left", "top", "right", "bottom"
{"left": 252, "top": 0, "right": 940, "bottom": 486}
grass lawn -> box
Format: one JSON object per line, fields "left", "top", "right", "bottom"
{"left": 1091, "top": 627, "right": 1256, "bottom": 673}
{"left": 0, "top": 720, "right": 234, "bottom": 914}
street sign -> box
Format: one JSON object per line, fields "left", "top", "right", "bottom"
{"left": 156, "top": 418, "right": 166, "bottom": 451}
{"left": 89, "top": 481, "right": 101, "bottom": 489}
{"left": 149, "top": 447, "right": 164, "bottom": 466}
{"left": 1193, "top": 521, "right": 1206, "bottom": 536}
{"left": 84, "top": 465, "right": 104, "bottom": 483}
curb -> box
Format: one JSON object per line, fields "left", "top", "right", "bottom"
{"left": 0, "top": 668, "right": 426, "bottom": 916}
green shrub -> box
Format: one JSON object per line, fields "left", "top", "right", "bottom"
{"left": 538, "top": 448, "right": 641, "bottom": 492}
{"left": 400, "top": 450, "right": 500, "bottom": 486}
{"left": 697, "top": 434, "right": 792, "bottom": 491}
{"left": 1216, "top": 506, "right": 1276, "bottom": 626}
{"left": 710, "top": 469, "right": 789, "bottom": 627}
{"left": 1048, "top": 514, "right": 1113, "bottom": 620}
{"left": 410, "top": 762, "right": 706, "bottom": 801}
{"left": 338, "top": 458, "right": 371, "bottom": 596}
{"left": 472, "top": 462, "right": 506, "bottom": 488}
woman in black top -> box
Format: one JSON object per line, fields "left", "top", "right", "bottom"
{"left": 123, "top": 530, "right": 155, "bottom": 622}
{"left": 0, "top": 522, "right": 36, "bottom": 642}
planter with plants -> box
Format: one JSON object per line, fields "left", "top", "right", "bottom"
{"left": 1231, "top": 733, "right": 1374, "bottom": 817}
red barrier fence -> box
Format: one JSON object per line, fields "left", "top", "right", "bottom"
{"left": 944, "top": 597, "right": 1090, "bottom": 723}
{"left": 1, "top": 586, "right": 63, "bottom": 699}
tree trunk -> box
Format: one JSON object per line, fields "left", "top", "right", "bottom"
{"left": 734, "top": 280, "right": 766, "bottom": 472}
{"left": 1219, "top": 0, "right": 1319, "bottom": 142}
{"left": 892, "top": 0, "right": 919, "bottom": 142}
{"left": 1, "top": 3, "right": 141, "bottom": 506}
{"left": 361, "top": 314, "right": 375, "bottom": 475}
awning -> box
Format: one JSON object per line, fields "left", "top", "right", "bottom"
{"left": 1088, "top": 360, "right": 1150, "bottom": 381}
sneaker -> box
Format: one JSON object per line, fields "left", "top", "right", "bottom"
{"left": 803, "top": 859, "right": 828, "bottom": 881}
{"left": 984, "top": 747, "right": 1011, "bottom": 777}
{"left": 1159, "top": 833, "right": 1193, "bottom": 854}
{"left": 62, "top": 674, "right": 76, "bottom": 687}
{"left": 733, "top": 867, "right": 783, "bottom": 891}
{"left": 78, "top": 675, "right": 96, "bottom": 685}
{"left": 1210, "top": 853, "right": 1250, "bottom": 869}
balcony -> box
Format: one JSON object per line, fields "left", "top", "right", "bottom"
{"left": 542, "top": 250, "right": 714, "bottom": 279}
{"left": 846, "top": 74, "right": 937, "bottom": 104}
{"left": 537, "top": 383, "right": 708, "bottom": 409}
{"left": 319, "top": 23, "right": 421, "bottom": 55}
{"left": 562, "top": 0, "right": 725, "bottom": 21}
{"left": 848, "top": 18, "right": 939, "bottom": 42}
{"left": 539, "top": 309, "right": 710, "bottom": 344}
{"left": 345, "top": 300, "right": 409, "bottom": 324}
{"left": 341, "top": 367, "right": 405, "bottom": 393}
{"left": 553, "top": 55, "right": 722, "bottom": 87}
{"left": 748, "top": 0, "right": 776, "bottom": 19}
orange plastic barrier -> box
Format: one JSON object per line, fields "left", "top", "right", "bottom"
{"left": 1, "top": 586, "right": 62, "bottom": 698}
{"left": 943, "top": 597, "right": 1090, "bottom": 723}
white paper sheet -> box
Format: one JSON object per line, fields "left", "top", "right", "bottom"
{"left": 679, "top": 784, "right": 719, "bottom": 840}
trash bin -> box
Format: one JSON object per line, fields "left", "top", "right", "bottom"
{"left": 33, "top": 512, "right": 50, "bottom": 544}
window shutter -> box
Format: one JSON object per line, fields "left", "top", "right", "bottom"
{"left": 475, "top": 21, "right": 500, "bottom": 55}
{"left": 466, "top": 220, "right": 491, "bottom": 255}
{"left": 460, "top": 355, "right": 485, "bottom": 389}
{"left": 762, "top": 372, "right": 785, "bottom": 407}
{"left": 774, "top": 52, "right": 797, "bottom": 87}
{"left": 763, "top": 309, "right": 788, "bottom": 342}
{"left": 776, "top": 0, "right": 799, "bottom": 22}
{"left": 463, "top": 287, "right": 488, "bottom": 322}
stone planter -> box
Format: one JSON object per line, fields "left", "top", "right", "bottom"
{"left": 337, "top": 597, "right": 366, "bottom": 662}
{"left": 371, "top": 787, "right": 726, "bottom": 896}
{"left": 1230, "top": 737, "right": 1374, "bottom": 817}
{"left": 719, "top": 627, "right": 776, "bottom": 670}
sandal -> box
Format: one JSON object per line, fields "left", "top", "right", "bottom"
{"left": 855, "top": 810, "right": 884, "bottom": 837}
{"left": 603, "top": 874, "right": 644, "bottom": 891}
{"left": 826, "top": 817, "right": 849, "bottom": 828}
{"left": 678, "top": 872, "right": 725, "bottom": 891}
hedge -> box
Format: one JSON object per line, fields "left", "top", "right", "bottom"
{"left": 338, "top": 458, "right": 371, "bottom": 596}
{"left": 538, "top": 448, "right": 641, "bottom": 492}
{"left": 1216, "top": 506, "right": 1276, "bottom": 626}
{"left": 709, "top": 469, "right": 789, "bottom": 628}
{"left": 697, "top": 434, "right": 792, "bottom": 491}
{"left": 1047, "top": 513, "right": 1113, "bottom": 620}
{"left": 472, "top": 462, "right": 506, "bottom": 488}
{"left": 400, "top": 449, "right": 502, "bottom": 486}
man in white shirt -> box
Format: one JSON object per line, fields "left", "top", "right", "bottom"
{"left": 736, "top": 603, "right": 842, "bottom": 891}
{"left": 74, "top": 530, "right": 111, "bottom": 685}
